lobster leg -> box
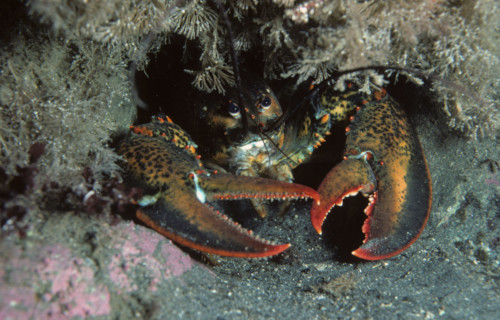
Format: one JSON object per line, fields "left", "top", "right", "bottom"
{"left": 311, "top": 89, "right": 432, "bottom": 260}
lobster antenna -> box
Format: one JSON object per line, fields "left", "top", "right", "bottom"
{"left": 339, "top": 65, "right": 489, "bottom": 108}
{"left": 213, "top": 1, "right": 297, "bottom": 167}
{"left": 213, "top": 0, "right": 249, "bottom": 136}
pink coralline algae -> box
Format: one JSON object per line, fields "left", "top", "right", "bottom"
{"left": 0, "top": 221, "right": 205, "bottom": 319}
{"left": 36, "top": 245, "right": 111, "bottom": 318}
{"left": 107, "top": 221, "right": 202, "bottom": 293}
{"left": 484, "top": 174, "right": 500, "bottom": 186}
{"left": 0, "top": 243, "right": 111, "bottom": 320}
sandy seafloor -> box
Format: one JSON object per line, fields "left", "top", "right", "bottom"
{"left": 1, "top": 89, "right": 499, "bottom": 320}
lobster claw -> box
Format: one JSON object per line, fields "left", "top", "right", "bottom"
{"left": 119, "top": 116, "right": 319, "bottom": 258}
{"left": 311, "top": 92, "right": 432, "bottom": 260}
{"left": 310, "top": 158, "right": 376, "bottom": 237}
{"left": 137, "top": 172, "right": 319, "bottom": 258}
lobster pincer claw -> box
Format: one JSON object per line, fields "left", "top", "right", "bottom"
{"left": 137, "top": 171, "right": 319, "bottom": 258}
{"left": 311, "top": 91, "right": 432, "bottom": 260}
{"left": 119, "top": 115, "right": 319, "bottom": 258}
{"left": 310, "top": 158, "right": 377, "bottom": 235}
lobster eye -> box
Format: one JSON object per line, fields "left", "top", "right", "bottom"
{"left": 260, "top": 96, "right": 272, "bottom": 109}
{"left": 228, "top": 102, "right": 241, "bottom": 118}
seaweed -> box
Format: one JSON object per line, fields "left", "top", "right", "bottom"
{"left": 0, "top": 143, "right": 45, "bottom": 237}
{"left": 21, "top": 0, "right": 498, "bottom": 139}
{"left": 0, "top": 32, "right": 135, "bottom": 185}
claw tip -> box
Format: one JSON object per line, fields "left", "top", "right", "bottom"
{"left": 351, "top": 247, "right": 388, "bottom": 261}
{"left": 262, "top": 243, "right": 291, "bottom": 257}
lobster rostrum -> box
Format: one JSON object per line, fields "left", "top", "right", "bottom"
{"left": 117, "top": 114, "right": 319, "bottom": 258}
